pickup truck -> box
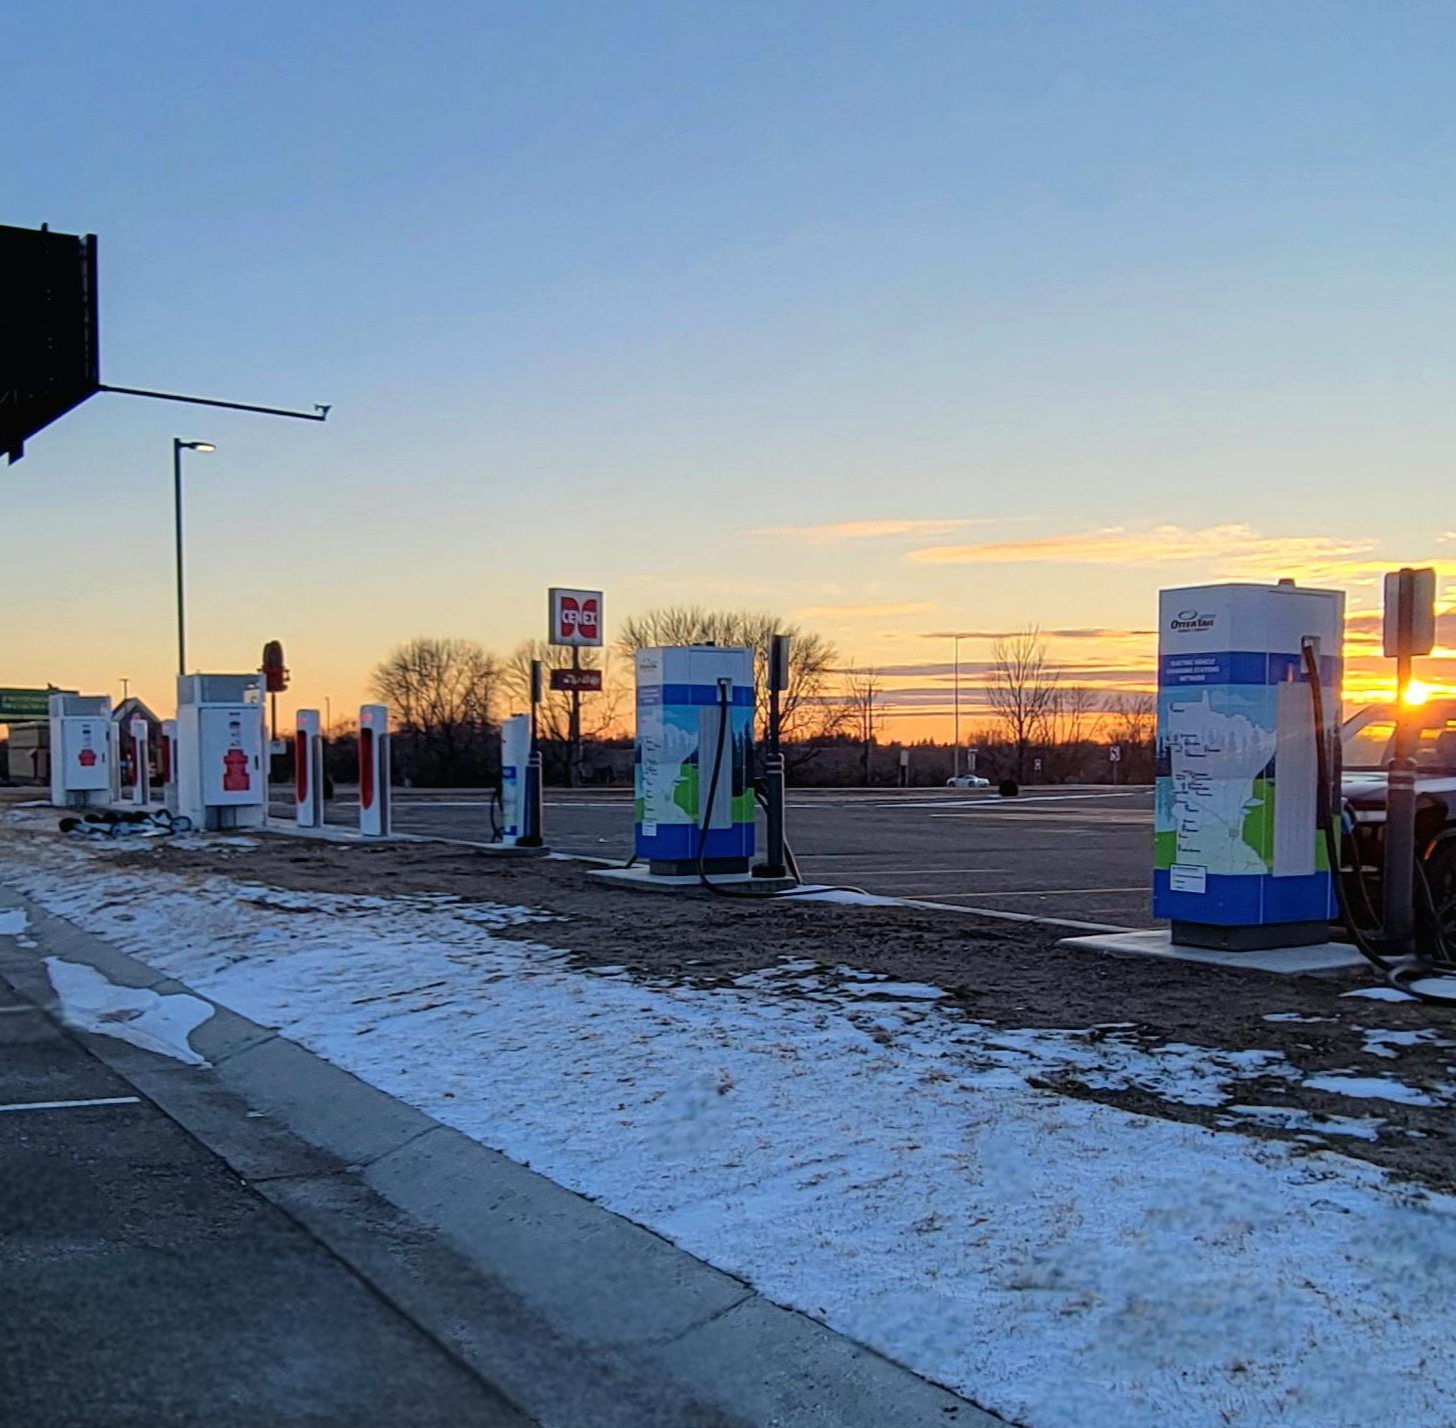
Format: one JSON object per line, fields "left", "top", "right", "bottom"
{"left": 1340, "top": 700, "right": 1456, "bottom": 932}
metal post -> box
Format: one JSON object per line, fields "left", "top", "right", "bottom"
{"left": 520, "top": 659, "right": 545, "bottom": 846}
{"left": 757, "top": 634, "right": 789, "bottom": 879}
{"left": 1385, "top": 641, "right": 1418, "bottom": 951}
{"left": 173, "top": 439, "right": 186, "bottom": 676}
{"left": 952, "top": 635, "right": 961, "bottom": 780}
{"left": 569, "top": 645, "right": 582, "bottom": 788}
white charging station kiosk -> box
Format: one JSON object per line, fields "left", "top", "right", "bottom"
{"left": 359, "top": 704, "right": 391, "bottom": 837}
{"left": 175, "top": 674, "right": 266, "bottom": 831}
{"left": 295, "top": 709, "right": 325, "bottom": 829}
{"left": 1154, "top": 581, "right": 1344, "bottom": 949}
{"left": 497, "top": 713, "right": 529, "bottom": 845}
{"left": 160, "top": 719, "right": 179, "bottom": 814}
{"left": 128, "top": 716, "right": 150, "bottom": 805}
{"left": 48, "top": 694, "right": 116, "bottom": 809}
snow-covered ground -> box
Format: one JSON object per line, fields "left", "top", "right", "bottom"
{"left": 4, "top": 833, "right": 1456, "bottom": 1428}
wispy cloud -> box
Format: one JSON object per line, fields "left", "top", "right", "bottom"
{"left": 795, "top": 600, "right": 937, "bottom": 620}
{"left": 752, "top": 516, "right": 1022, "bottom": 546}
{"left": 906, "top": 522, "right": 1382, "bottom": 583}
{"left": 921, "top": 626, "right": 1153, "bottom": 642}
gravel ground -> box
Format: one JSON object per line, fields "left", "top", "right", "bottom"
{"left": 55, "top": 814, "right": 1453, "bottom": 1192}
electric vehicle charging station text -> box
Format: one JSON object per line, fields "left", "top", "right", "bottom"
{"left": 295, "top": 709, "right": 325, "bottom": 829}
{"left": 1154, "top": 581, "right": 1343, "bottom": 950}
{"left": 634, "top": 646, "right": 755, "bottom": 876}
{"left": 175, "top": 674, "right": 266, "bottom": 831}
{"left": 358, "top": 704, "right": 391, "bottom": 837}
{"left": 48, "top": 693, "right": 115, "bottom": 809}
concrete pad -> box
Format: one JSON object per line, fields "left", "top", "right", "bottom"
{"left": 364, "top": 1124, "right": 751, "bottom": 1348}
{"left": 645, "top": 1295, "right": 1000, "bottom": 1428}
{"left": 219, "top": 1035, "right": 439, "bottom": 1166}
{"left": 1059, "top": 927, "right": 1368, "bottom": 973}
{"left": 587, "top": 865, "right": 797, "bottom": 896}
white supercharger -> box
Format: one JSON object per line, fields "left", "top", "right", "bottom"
{"left": 295, "top": 709, "right": 325, "bottom": 829}
{"left": 48, "top": 693, "right": 116, "bottom": 809}
{"left": 161, "top": 719, "right": 179, "bottom": 815}
{"left": 358, "top": 703, "right": 391, "bottom": 837}
{"left": 498, "top": 713, "right": 530, "bottom": 845}
{"left": 175, "top": 674, "right": 266, "bottom": 831}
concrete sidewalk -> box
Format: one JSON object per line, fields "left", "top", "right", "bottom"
{"left": 0, "top": 970, "right": 534, "bottom": 1427}
{"left": 0, "top": 880, "right": 997, "bottom": 1428}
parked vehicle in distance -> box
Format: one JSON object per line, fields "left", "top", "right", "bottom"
{"left": 945, "top": 773, "right": 991, "bottom": 788}
{"left": 1340, "top": 700, "right": 1456, "bottom": 930}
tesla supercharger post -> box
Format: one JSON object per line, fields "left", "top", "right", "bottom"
{"left": 175, "top": 675, "right": 267, "bottom": 831}
{"left": 48, "top": 694, "right": 115, "bottom": 810}
{"left": 296, "top": 709, "right": 325, "bottom": 829}
{"left": 634, "top": 646, "right": 755, "bottom": 876}
{"left": 499, "top": 713, "right": 530, "bottom": 845}
{"left": 129, "top": 717, "right": 150, "bottom": 805}
{"left": 1153, "top": 580, "right": 1343, "bottom": 951}
{"left": 755, "top": 633, "right": 789, "bottom": 879}
{"left": 358, "top": 704, "right": 391, "bottom": 837}
{"left": 161, "top": 719, "right": 178, "bottom": 814}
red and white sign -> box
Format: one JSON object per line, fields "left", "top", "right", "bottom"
{"left": 548, "top": 587, "right": 603, "bottom": 648}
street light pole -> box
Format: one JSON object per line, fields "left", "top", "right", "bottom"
{"left": 953, "top": 635, "right": 961, "bottom": 780}
{"left": 172, "top": 439, "right": 214, "bottom": 676}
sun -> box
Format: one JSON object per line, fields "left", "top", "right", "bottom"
{"left": 1403, "top": 678, "right": 1432, "bottom": 707}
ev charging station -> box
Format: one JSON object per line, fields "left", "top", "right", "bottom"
{"left": 48, "top": 693, "right": 116, "bottom": 809}
{"left": 128, "top": 716, "right": 150, "bottom": 805}
{"left": 498, "top": 713, "right": 530, "bottom": 846}
{"left": 295, "top": 709, "right": 325, "bottom": 829}
{"left": 175, "top": 674, "right": 267, "bottom": 831}
{"left": 160, "top": 719, "right": 178, "bottom": 814}
{"left": 358, "top": 704, "right": 391, "bottom": 837}
{"left": 633, "top": 646, "right": 756, "bottom": 877}
{"left": 1153, "top": 581, "right": 1344, "bottom": 951}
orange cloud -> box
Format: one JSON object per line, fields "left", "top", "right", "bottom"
{"left": 752, "top": 517, "right": 1016, "bottom": 545}
{"left": 906, "top": 523, "right": 1380, "bottom": 578}
{"left": 794, "top": 600, "right": 937, "bottom": 620}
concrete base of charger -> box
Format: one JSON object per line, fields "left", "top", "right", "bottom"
{"left": 587, "top": 865, "right": 798, "bottom": 896}
{"left": 1058, "top": 927, "right": 1368, "bottom": 974}
{"left": 474, "top": 842, "right": 551, "bottom": 859}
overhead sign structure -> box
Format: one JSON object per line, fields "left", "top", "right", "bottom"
{"left": 548, "top": 588, "right": 603, "bottom": 647}
{"left": 550, "top": 668, "right": 603, "bottom": 693}
{"left": 0, "top": 225, "right": 99, "bottom": 463}
{"left": 0, "top": 688, "right": 67, "bottom": 722}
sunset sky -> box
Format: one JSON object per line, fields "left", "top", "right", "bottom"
{"left": 6, "top": 2, "right": 1456, "bottom": 740}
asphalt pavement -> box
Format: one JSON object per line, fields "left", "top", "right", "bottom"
{"left": 277, "top": 784, "right": 1159, "bottom": 929}
{"left": 0, "top": 972, "right": 534, "bottom": 1427}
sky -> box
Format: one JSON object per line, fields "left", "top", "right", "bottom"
{"left": 5, "top": 1, "right": 1456, "bottom": 739}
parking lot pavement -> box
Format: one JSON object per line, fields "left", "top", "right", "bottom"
{"left": 273, "top": 784, "right": 1159, "bottom": 929}
{"left": 0, "top": 975, "right": 533, "bottom": 1428}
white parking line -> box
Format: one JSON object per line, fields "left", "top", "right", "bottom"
{"left": 0, "top": 1096, "right": 142, "bottom": 1114}
{"left": 895, "top": 886, "right": 1148, "bottom": 900}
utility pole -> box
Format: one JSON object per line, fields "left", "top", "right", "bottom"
{"left": 569, "top": 646, "right": 582, "bottom": 787}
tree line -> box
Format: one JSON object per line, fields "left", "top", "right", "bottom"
{"left": 358, "top": 613, "right": 1154, "bottom": 787}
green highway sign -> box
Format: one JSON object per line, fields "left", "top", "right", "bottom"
{"left": 0, "top": 688, "right": 62, "bottom": 721}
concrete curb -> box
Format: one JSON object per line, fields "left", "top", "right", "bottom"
{"left": 0, "top": 878, "right": 999, "bottom": 1428}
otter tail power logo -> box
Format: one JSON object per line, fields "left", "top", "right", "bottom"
{"left": 1168, "top": 608, "right": 1217, "bottom": 633}
{"left": 549, "top": 587, "right": 604, "bottom": 647}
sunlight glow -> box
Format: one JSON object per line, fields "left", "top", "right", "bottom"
{"left": 1403, "top": 679, "right": 1432, "bottom": 707}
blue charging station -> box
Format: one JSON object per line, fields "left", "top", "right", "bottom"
{"left": 634, "top": 646, "right": 755, "bottom": 875}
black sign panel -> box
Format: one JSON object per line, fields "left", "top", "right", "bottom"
{"left": 0, "top": 224, "right": 99, "bottom": 463}
{"left": 550, "top": 668, "right": 603, "bottom": 692}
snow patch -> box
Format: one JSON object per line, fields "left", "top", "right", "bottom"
{"left": 0, "top": 909, "right": 29, "bottom": 937}
{"left": 45, "top": 958, "right": 214, "bottom": 1066}
{"left": 1342, "top": 986, "right": 1417, "bottom": 1003}
{"left": 1303, "top": 1073, "right": 1436, "bottom": 1106}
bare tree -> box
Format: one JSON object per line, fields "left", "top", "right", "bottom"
{"left": 369, "top": 637, "right": 501, "bottom": 785}
{"left": 986, "top": 627, "right": 1060, "bottom": 781}
{"left": 841, "top": 664, "right": 884, "bottom": 785}
{"left": 616, "top": 607, "right": 849, "bottom": 773}
{"left": 501, "top": 640, "right": 624, "bottom": 781}
{"left": 1044, "top": 684, "right": 1100, "bottom": 781}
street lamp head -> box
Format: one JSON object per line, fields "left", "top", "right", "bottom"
{"left": 187, "top": 441, "right": 215, "bottom": 452}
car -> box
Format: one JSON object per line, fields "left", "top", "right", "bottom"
{"left": 945, "top": 773, "right": 991, "bottom": 788}
{"left": 1340, "top": 699, "right": 1456, "bottom": 931}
